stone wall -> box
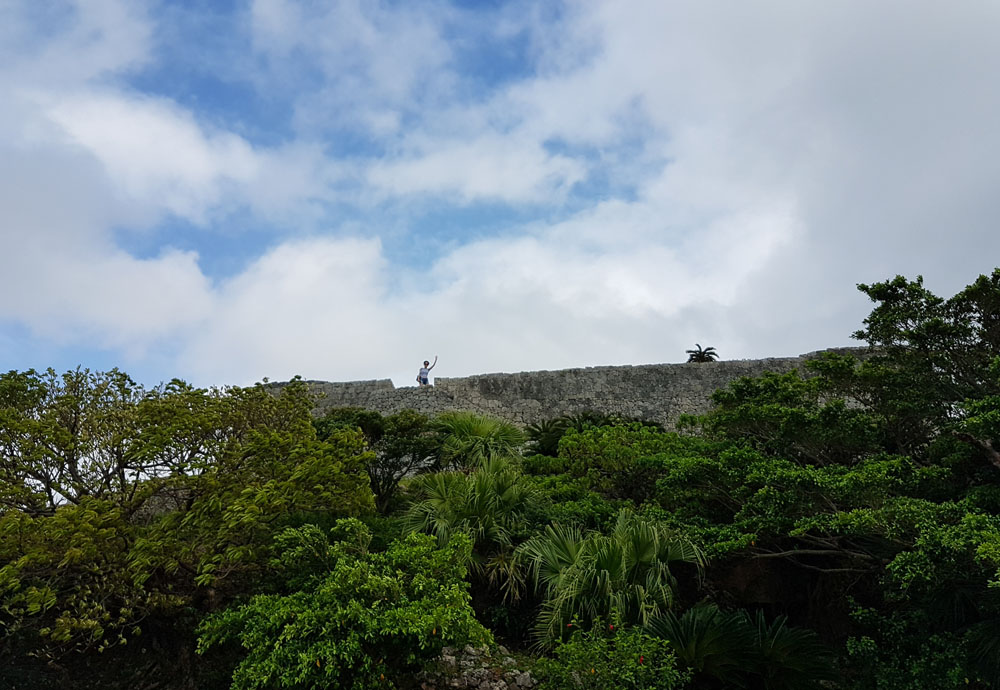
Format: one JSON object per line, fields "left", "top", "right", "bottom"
{"left": 304, "top": 349, "right": 863, "bottom": 428}
{"left": 419, "top": 645, "right": 537, "bottom": 690}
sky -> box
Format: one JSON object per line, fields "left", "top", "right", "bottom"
{"left": 2, "top": 0, "right": 999, "bottom": 388}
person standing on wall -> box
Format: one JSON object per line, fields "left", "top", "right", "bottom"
{"left": 417, "top": 356, "right": 438, "bottom": 386}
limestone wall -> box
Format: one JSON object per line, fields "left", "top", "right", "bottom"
{"left": 304, "top": 349, "right": 862, "bottom": 428}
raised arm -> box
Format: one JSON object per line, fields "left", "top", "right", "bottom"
{"left": 428, "top": 355, "right": 438, "bottom": 370}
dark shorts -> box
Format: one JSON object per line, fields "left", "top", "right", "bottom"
{"left": 419, "top": 377, "right": 429, "bottom": 385}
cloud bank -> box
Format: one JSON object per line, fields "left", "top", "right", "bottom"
{"left": 2, "top": 0, "right": 999, "bottom": 387}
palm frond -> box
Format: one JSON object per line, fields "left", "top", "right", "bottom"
{"left": 523, "top": 509, "right": 708, "bottom": 646}
{"left": 434, "top": 411, "right": 526, "bottom": 469}
{"left": 646, "top": 604, "right": 755, "bottom": 685}
{"left": 748, "top": 611, "right": 838, "bottom": 688}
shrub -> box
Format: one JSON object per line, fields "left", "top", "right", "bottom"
{"left": 535, "top": 623, "right": 689, "bottom": 690}
{"left": 197, "top": 520, "right": 490, "bottom": 690}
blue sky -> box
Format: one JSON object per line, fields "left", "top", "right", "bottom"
{"left": 3, "top": 0, "right": 1000, "bottom": 388}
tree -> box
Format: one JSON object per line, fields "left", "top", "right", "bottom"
{"left": 0, "top": 368, "right": 164, "bottom": 514}
{"left": 556, "top": 422, "right": 713, "bottom": 502}
{"left": 517, "top": 510, "right": 705, "bottom": 645}
{"left": 315, "top": 408, "right": 437, "bottom": 513}
{"left": 403, "top": 459, "right": 537, "bottom": 593}
{"left": 433, "top": 411, "right": 525, "bottom": 470}
{"left": 686, "top": 344, "right": 719, "bottom": 363}
{"left": 197, "top": 520, "right": 490, "bottom": 690}
{"left": 0, "top": 371, "right": 374, "bottom": 673}
{"left": 665, "top": 270, "right": 1000, "bottom": 686}
{"left": 849, "top": 270, "right": 1000, "bottom": 467}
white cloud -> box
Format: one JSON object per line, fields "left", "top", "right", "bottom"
{"left": 250, "top": 0, "right": 454, "bottom": 136}
{"left": 0, "top": 0, "right": 151, "bottom": 86}
{"left": 0, "top": 226, "right": 212, "bottom": 352}
{"left": 179, "top": 237, "right": 395, "bottom": 383}
{"left": 366, "top": 135, "right": 586, "bottom": 203}
{"left": 4, "top": 0, "right": 1000, "bottom": 390}
{"left": 173, "top": 191, "right": 796, "bottom": 386}
{"left": 41, "top": 91, "right": 260, "bottom": 222}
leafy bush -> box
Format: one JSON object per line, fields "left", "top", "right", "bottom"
{"left": 558, "top": 424, "right": 714, "bottom": 501}
{"left": 535, "top": 623, "right": 689, "bottom": 690}
{"left": 522, "top": 453, "right": 570, "bottom": 475}
{"left": 525, "top": 474, "right": 625, "bottom": 531}
{"left": 197, "top": 520, "right": 490, "bottom": 690}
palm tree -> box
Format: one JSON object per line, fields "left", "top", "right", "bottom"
{"left": 517, "top": 510, "right": 706, "bottom": 645}
{"left": 750, "top": 611, "right": 838, "bottom": 689}
{"left": 403, "top": 458, "right": 538, "bottom": 592}
{"left": 686, "top": 344, "right": 719, "bottom": 363}
{"left": 525, "top": 418, "right": 569, "bottom": 457}
{"left": 433, "top": 411, "right": 526, "bottom": 470}
{"left": 645, "top": 604, "right": 756, "bottom": 686}
{"left": 646, "top": 605, "right": 838, "bottom": 689}
{"left": 526, "top": 412, "right": 635, "bottom": 457}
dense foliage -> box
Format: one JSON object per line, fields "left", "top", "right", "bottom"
{"left": 0, "top": 375, "right": 373, "bottom": 687}
{"left": 518, "top": 511, "right": 705, "bottom": 644}
{"left": 3, "top": 269, "right": 1000, "bottom": 689}
{"left": 535, "top": 622, "right": 689, "bottom": 689}
{"left": 197, "top": 520, "right": 489, "bottom": 689}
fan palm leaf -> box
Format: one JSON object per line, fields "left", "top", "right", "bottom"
{"left": 434, "top": 411, "right": 526, "bottom": 469}
{"left": 404, "top": 458, "right": 538, "bottom": 596}
{"left": 518, "top": 509, "right": 706, "bottom": 646}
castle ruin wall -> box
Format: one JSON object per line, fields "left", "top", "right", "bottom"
{"left": 303, "top": 349, "right": 859, "bottom": 428}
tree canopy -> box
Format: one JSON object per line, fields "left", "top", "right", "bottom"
{"left": 4, "top": 269, "right": 1000, "bottom": 689}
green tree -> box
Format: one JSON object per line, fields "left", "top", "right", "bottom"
{"left": 664, "top": 270, "right": 1000, "bottom": 686}
{"left": 315, "top": 408, "right": 437, "bottom": 513}
{"left": 403, "top": 459, "right": 537, "bottom": 599}
{"left": 197, "top": 520, "right": 490, "bottom": 690}
{"left": 848, "top": 271, "right": 1000, "bottom": 465}
{"left": 0, "top": 368, "right": 162, "bottom": 514}
{"left": 557, "top": 422, "right": 715, "bottom": 501}
{"left": 0, "top": 372, "right": 373, "bottom": 671}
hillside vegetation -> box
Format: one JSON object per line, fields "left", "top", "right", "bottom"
{"left": 2, "top": 270, "right": 1000, "bottom": 689}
